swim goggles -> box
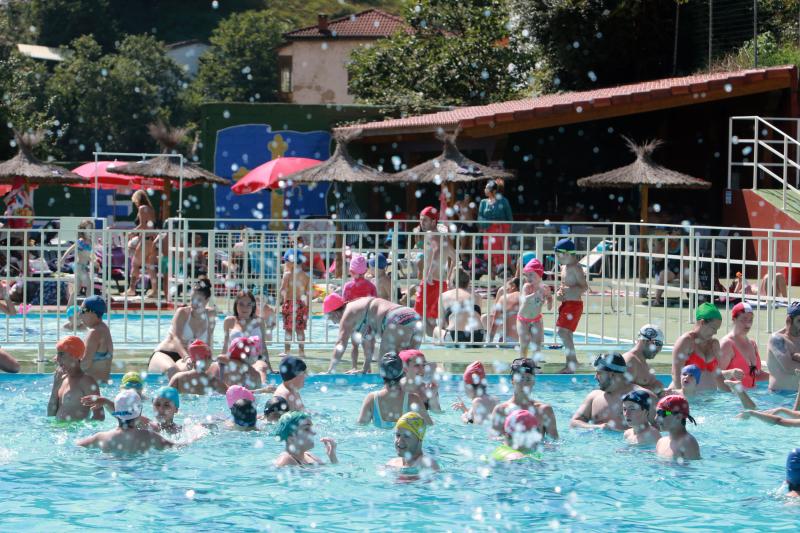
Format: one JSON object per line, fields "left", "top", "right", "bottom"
{"left": 656, "top": 409, "right": 674, "bottom": 417}
{"left": 511, "top": 358, "right": 540, "bottom": 374}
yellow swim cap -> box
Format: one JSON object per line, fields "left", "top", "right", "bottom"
{"left": 121, "top": 372, "right": 143, "bottom": 390}
{"left": 395, "top": 412, "right": 426, "bottom": 441}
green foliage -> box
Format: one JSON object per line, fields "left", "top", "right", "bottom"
{"left": 347, "top": 0, "right": 535, "bottom": 113}
{"left": 191, "top": 10, "right": 288, "bottom": 103}
{"left": 712, "top": 31, "right": 800, "bottom": 72}
{"left": 12, "top": 0, "right": 117, "bottom": 49}
{"left": 46, "top": 34, "right": 188, "bottom": 160}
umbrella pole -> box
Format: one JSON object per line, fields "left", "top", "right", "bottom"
{"left": 162, "top": 180, "right": 172, "bottom": 222}
{"left": 638, "top": 184, "right": 649, "bottom": 291}
{"left": 93, "top": 153, "right": 99, "bottom": 219}
{"left": 178, "top": 157, "right": 184, "bottom": 219}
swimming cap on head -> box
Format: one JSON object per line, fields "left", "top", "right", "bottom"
{"left": 554, "top": 238, "right": 576, "bottom": 253}
{"left": 121, "top": 372, "right": 143, "bottom": 390}
{"left": 228, "top": 336, "right": 259, "bottom": 361}
{"left": 622, "top": 390, "right": 651, "bottom": 411}
{"left": 112, "top": 390, "right": 142, "bottom": 421}
{"left": 521, "top": 252, "right": 536, "bottom": 267}
{"left": 66, "top": 305, "right": 81, "bottom": 319}
{"left": 523, "top": 258, "right": 544, "bottom": 276}
{"left": 279, "top": 355, "right": 307, "bottom": 382}
{"left": 155, "top": 386, "right": 180, "bottom": 409}
{"left": 420, "top": 206, "right": 438, "bottom": 220}
{"left": 789, "top": 301, "right": 800, "bottom": 318}
{"left": 637, "top": 324, "right": 664, "bottom": 345}
{"left": 395, "top": 412, "right": 426, "bottom": 441}
{"left": 323, "top": 293, "right": 346, "bottom": 314}
{"left": 188, "top": 340, "right": 212, "bottom": 361}
{"left": 695, "top": 302, "right": 722, "bottom": 322}
{"left": 81, "top": 295, "right": 107, "bottom": 318}
{"left": 274, "top": 411, "right": 309, "bottom": 441}
{"left": 593, "top": 353, "right": 627, "bottom": 373}
{"left": 398, "top": 349, "right": 425, "bottom": 365}
{"left": 56, "top": 335, "right": 85, "bottom": 360}
{"left": 787, "top": 448, "right": 800, "bottom": 486}
{"left": 731, "top": 302, "right": 753, "bottom": 320}
{"left": 226, "top": 385, "right": 255, "bottom": 409}
{"left": 510, "top": 358, "right": 540, "bottom": 374}
{"left": 681, "top": 364, "right": 702, "bottom": 385}
{"left": 368, "top": 253, "right": 388, "bottom": 270}
{"left": 264, "top": 396, "right": 289, "bottom": 418}
{"left": 657, "top": 395, "right": 696, "bottom": 424}
{"left": 349, "top": 254, "right": 367, "bottom": 275}
{"left": 231, "top": 398, "right": 257, "bottom": 427}
{"left": 463, "top": 361, "right": 486, "bottom": 386}
{"left": 282, "top": 249, "right": 306, "bottom": 264}
{"left": 380, "top": 352, "right": 405, "bottom": 381}
{"left": 503, "top": 410, "right": 539, "bottom": 435}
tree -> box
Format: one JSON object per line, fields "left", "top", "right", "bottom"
{"left": 11, "top": 0, "right": 118, "bottom": 50}
{"left": 46, "top": 34, "right": 188, "bottom": 160}
{"left": 191, "top": 10, "right": 288, "bottom": 103}
{"left": 347, "top": 0, "right": 536, "bottom": 113}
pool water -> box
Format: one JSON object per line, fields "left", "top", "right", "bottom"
{"left": 0, "top": 313, "right": 620, "bottom": 350}
{"left": 2, "top": 373, "right": 800, "bottom": 531}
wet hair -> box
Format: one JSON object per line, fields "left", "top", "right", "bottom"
{"left": 234, "top": 290, "right": 257, "bottom": 320}
{"left": 132, "top": 190, "right": 153, "bottom": 209}
{"left": 508, "top": 277, "right": 520, "bottom": 291}
{"left": 192, "top": 277, "right": 212, "bottom": 300}
{"left": 456, "top": 270, "right": 471, "bottom": 289}
{"left": 231, "top": 399, "right": 257, "bottom": 427}
{"left": 264, "top": 396, "right": 289, "bottom": 418}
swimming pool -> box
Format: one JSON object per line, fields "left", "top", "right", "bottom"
{"left": 0, "top": 313, "right": 624, "bottom": 350}
{"left": 2, "top": 373, "right": 799, "bottom": 531}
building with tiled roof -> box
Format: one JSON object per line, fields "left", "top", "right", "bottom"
{"left": 277, "top": 9, "right": 407, "bottom": 105}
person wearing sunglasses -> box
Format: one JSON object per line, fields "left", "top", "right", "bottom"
{"left": 655, "top": 395, "right": 700, "bottom": 460}
{"left": 571, "top": 353, "right": 656, "bottom": 431}
{"left": 623, "top": 324, "right": 666, "bottom": 395}
{"left": 490, "top": 357, "right": 559, "bottom": 439}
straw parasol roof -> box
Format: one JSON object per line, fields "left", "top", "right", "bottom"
{"left": 396, "top": 129, "right": 514, "bottom": 184}
{"left": 0, "top": 131, "right": 87, "bottom": 185}
{"left": 112, "top": 122, "right": 228, "bottom": 185}
{"left": 281, "top": 129, "right": 393, "bottom": 184}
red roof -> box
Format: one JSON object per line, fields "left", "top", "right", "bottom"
{"left": 339, "top": 66, "right": 797, "bottom": 138}
{"left": 284, "top": 9, "right": 406, "bottom": 39}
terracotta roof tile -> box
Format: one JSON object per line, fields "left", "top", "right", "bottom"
{"left": 284, "top": 9, "right": 406, "bottom": 39}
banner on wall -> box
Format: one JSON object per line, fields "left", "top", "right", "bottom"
{"left": 213, "top": 124, "right": 331, "bottom": 229}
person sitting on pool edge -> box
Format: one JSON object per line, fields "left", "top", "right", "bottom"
{"left": 79, "top": 295, "right": 114, "bottom": 383}
{"left": 274, "top": 355, "right": 307, "bottom": 412}
{"left": 226, "top": 385, "right": 259, "bottom": 431}
{"left": 622, "top": 390, "right": 661, "bottom": 445}
{"left": 274, "top": 411, "right": 338, "bottom": 467}
{"left": 399, "top": 349, "right": 442, "bottom": 413}
{"left": 570, "top": 353, "right": 656, "bottom": 432}
{"left": 152, "top": 386, "right": 181, "bottom": 435}
{"left": 169, "top": 340, "right": 227, "bottom": 395}
{"left": 207, "top": 335, "right": 263, "bottom": 390}
{"left": 77, "top": 390, "right": 174, "bottom": 454}
{"left": 358, "top": 352, "right": 433, "bottom": 428}
{"left": 47, "top": 336, "right": 104, "bottom": 422}
{"left": 263, "top": 396, "right": 290, "bottom": 423}
{"left": 386, "top": 411, "right": 439, "bottom": 475}
{"left": 786, "top": 449, "right": 800, "bottom": 499}
{"left": 491, "top": 358, "right": 559, "bottom": 439}
{"left": 492, "top": 410, "right": 543, "bottom": 462}
{"left": 622, "top": 324, "right": 666, "bottom": 395}
{"left": 451, "top": 361, "right": 498, "bottom": 425}
{"left": 655, "top": 395, "right": 700, "bottom": 461}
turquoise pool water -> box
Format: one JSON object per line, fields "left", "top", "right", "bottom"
{"left": 0, "top": 313, "right": 622, "bottom": 350}
{"left": 2, "top": 373, "right": 800, "bottom": 531}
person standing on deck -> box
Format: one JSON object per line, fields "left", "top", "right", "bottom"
{"left": 554, "top": 239, "right": 588, "bottom": 374}
{"left": 477, "top": 180, "right": 512, "bottom": 283}
{"left": 414, "top": 207, "right": 456, "bottom": 337}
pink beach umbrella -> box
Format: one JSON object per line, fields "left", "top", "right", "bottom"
{"left": 231, "top": 157, "right": 322, "bottom": 195}
{"left": 71, "top": 161, "right": 168, "bottom": 190}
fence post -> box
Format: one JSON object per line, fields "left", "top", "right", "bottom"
{"left": 783, "top": 136, "right": 789, "bottom": 211}
{"left": 753, "top": 117, "right": 759, "bottom": 190}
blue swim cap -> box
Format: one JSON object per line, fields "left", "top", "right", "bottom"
{"left": 368, "top": 253, "right": 388, "bottom": 269}
{"left": 622, "top": 390, "right": 651, "bottom": 411}
{"left": 66, "top": 305, "right": 81, "bottom": 318}
{"left": 681, "top": 364, "right": 702, "bottom": 385}
{"left": 521, "top": 252, "right": 536, "bottom": 266}
{"left": 555, "top": 238, "right": 576, "bottom": 253}
{"left": 274, "top": 411, "right": 309, "bottom": 441}
{"left": 789, "top": 301, "right": 800, "bottom": 318}
{"left": 155, "top": 386, "right": 180, "bottom": 409}
{"left": 81, "top": 295, "right": 106, "bottom": 318}
{"left": 283, "top": 249, "right": 306, "bottom": 264}
{"left": 787, "top": 448, "right": 800, "bottom": 486}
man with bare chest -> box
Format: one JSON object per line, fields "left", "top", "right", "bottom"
{"left": 47, "top": 336, "right": 104, "bottom": 422}
{"left": 414, "top": 207, "right": 456, "bottom": 336}
{"left": 767, "top": 303, "right": 800, "bottom": 391}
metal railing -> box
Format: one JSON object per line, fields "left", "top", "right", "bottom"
{"left": 1, "top": 217, "right": 798, "bottom": 365}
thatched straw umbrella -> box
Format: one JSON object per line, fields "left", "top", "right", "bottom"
{"left": 112, "top": 122, "right": 228, "bottom": 219}
{"left": 0, "top": 131, "right": 86, "bottom": 186}
{"left": 576, "top": 137, "right": 710, "bottom": 224}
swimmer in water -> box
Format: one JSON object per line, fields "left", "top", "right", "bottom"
{"left": 274, "top": 355, "right": 307, "bottom": 412}
{"left": 273, "top": 412, "right": 338, "bottom": 467}
{"left": 622, "top": 324, "right": 666, "bottom": 395}
{"left": 663, "top": 365, "right": 701, "bottom": 398}
{"left": 152, "top": 386, "right": 181, "bottom": 434}
{"left": 622, "top": 390, "right": 661, "bottom": 445}
{"left": 262, "top": 396, "right": 290, "bottom": 423}
{"left": 399, "top": 349, "right": 442, "bottom": 413}
{"left": 62, "top": 305, "right": 87, "bottom": 332}
{"left": 207, "top": 335, "right": 264, "bottom": 390}
{"left": 79, "top": 296, "right": 113, "bottom": 383}
{"left": 76, "top": 390, "right": 174, "bottom": 454}
{"left": 386, "top": 412, "right": 439, "bottom": 475}
{"left": 786, "top": 449, "right": 800, "bottom": 498}
{"left": 81, "top": 371, "right": 157, "bottom": 430}
{"left": 655, "top": 395, "right": 700, "bottom": 461}
{"left": 491, "top": 358, "right": 559, "bottom": 439}
{"left": 169, "top": 340, "right": 227, "bottom": 395}
{"left": 492, "top": 410, "right": 543, "bottom": 462}
{"left": 358, "top": 352, "right": 433, "bottom": 427}
{"left": 451, "top": 361, "right": 498, "bottom": 424}
{"left": 225, "top": 385, "right": 258, "bottom": 431}
{"left": 47, "top": 336, "right": 104, "bottom": 422}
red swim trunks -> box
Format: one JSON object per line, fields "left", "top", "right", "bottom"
{"left": 281, "top": 298, "right": 308, "bottom": 332}
{"left": 414, "top": 279, "right": 447, "bottom": 320}
{"left": 556, "top": 300, "right": 583, "bottom": 332}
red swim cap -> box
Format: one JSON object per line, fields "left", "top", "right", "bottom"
{"left": 420, "top": 206, "right": 438, "bottom": 220}
{"left": 56, "top": 336, "right": 85, "bottom": 360}
{"left": 523, "top": 258, "right": 544, "bottom": 276}
{"left": 463, "top": 361, "right": 486, "bottom": 386}
{"left": 399, "top": 349, "right": 425, "bottom": 365}
{"left": 228, "top": 336, "right": 258, "bottom": 361}
{"left": 657, "top": 395, "right": 692, "bottom": 418}
{"left": 504, "top": 410, "right": 539, "bottom": 435}
{"left": 188, "top": 340, "right": 212, "bottom": 361}
{"left": 323, "top": 293, "right": 346, "bottom": 314}
{"left": 731, "top": 302, "right": 753, "bottom": 319}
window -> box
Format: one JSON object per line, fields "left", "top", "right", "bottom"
{"left": 278, "top": 56, "right": 292, "bottom": 94}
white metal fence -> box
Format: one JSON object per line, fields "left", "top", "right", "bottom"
{"left": 1, "top": 216, "right": 797, "bottom": 361}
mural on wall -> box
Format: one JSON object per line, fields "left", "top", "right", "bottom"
{"left": 213, "top": 124, "right": 331, "bottom": 229}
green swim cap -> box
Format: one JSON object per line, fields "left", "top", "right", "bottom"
{"left": 273, "top": 411, "right": 308, "bottom": 441}
{"left": 121, "top": 372, "right": 144, "bottom": 390}
{"left": 695, "top": 302, "right": 722, "bottom": 322}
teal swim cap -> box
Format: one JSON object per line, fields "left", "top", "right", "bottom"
{"left": 273, "top": 411, "right": 308, "bottom": 441}
{"left": 155, "top": 386, "right": 180, "bottom": 409}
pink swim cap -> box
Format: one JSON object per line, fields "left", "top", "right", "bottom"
{"left": 349, "top": 254, "right": 367, "bottom": 275}
{"left": 463, "top": 361, "right": 486, "bottom": 386}
{"left": 399, "top": 349, "right": 425, "bottom": 365}
{"left": 323, "top": 293, "right": 346, "bottom": 314}
{"left": 504, "top": 410, "right": 539, "bottom": 435}
{"left": 226, "top": 385, "right": 255, "bottom": 408}
{"left": 523, "top": 258, "right": 544, "bottom": 276}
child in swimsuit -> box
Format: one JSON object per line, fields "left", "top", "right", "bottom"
{"left": 58, "top": 220, "right": 97, "bottom": 302}
{"left": 554, "top": 239, "right": 588, "bottom": 373}
{"left": 516, "top": 259, "right": 553, "bottom": 358}
{"left": 280, "top": 250, "right": 310, "bottom": 357}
